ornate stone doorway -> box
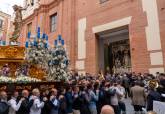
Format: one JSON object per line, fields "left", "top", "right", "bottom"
{"left": 98, "top": 26, "right": 131, "bottom": 74}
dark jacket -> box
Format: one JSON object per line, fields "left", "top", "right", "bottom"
{"left": 16, "top": 97, "right": 34, "bottom": 114}
{"left": 96, "top": 88, "right": 106, "bottom": 114}
{"left": 49, "top": 98, "right": 60, "bottom": 114}
{"left": 65, "top": 92, "right": 73, "bottom": 113}
{"left": 59, "top": 97, "right": 67, "bottom": 114}
{"left": 80, "top": 91, "right": 91, "bottom": 114}
{"left": 72, "top": 94, "right": 82, "bottom": 110}
{"left": 41, "top": 100, "right": 52, "bottom": 114}
{"left": 0, "top": 100, "right": 9, "bottom": 114}
{"left": 147, "top": 90, "right": 161, "bottom": 111}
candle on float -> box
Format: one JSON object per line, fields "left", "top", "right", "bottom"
{"left": 37, "top": 32, "right": 40, "bottom": 39}
{"left": 42, "top": 33, "right": 45, "bottom": 39}
{"left": 37, "top": 27, "right": 40, "bottom": 39}
{"left": 33, "top": 40, "right": 36, "bottom": 46}
{"left": 46, "top": 35, "right": 48, "bottom": 41}
{"left": 58, "top": 35, "right": 62, "bottom": 41}
{"left": 37, "top": 27, "right": 40, "bottom": 33}
{"left": 54, "top": 40, "right": 58, "bottom": 46}
{"left": 28, "top": 32, "right": 31, "bottom": 39}
{"left": 61, "top": 40, "right": 64, "bottom": 45}
{"left": 25, "top": 41, "right": 28, "bottom": 48}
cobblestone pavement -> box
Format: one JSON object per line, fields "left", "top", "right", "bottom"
{"left": 124, "top": 98, "right": 148, "bottom": 114}
{"left": 124, "top": 98, "right": 134, "bottom": 114}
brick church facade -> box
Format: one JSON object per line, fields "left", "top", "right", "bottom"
{"left": 21, "top": 0, "right": 165, "bottom": 75}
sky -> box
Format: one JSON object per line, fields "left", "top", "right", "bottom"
{"left": 0, "top": 0, "right": 24, "bottom": 15}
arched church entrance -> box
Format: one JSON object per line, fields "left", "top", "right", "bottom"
{"left": 97, "top": 26, "right": 131, "bottom": 74}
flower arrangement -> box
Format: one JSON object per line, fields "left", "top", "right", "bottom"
{"left": 16, "top": 76, "right": 41, "bottom": 83}
{"left": 0, "top": 76, "right": 15, "bottom": 83}
{"left": 47, "top": 42, "right": 70, "bottom": 81}
{"left": 25, "top": 32, "right": 70, "bottom": 81}
{"left": 0, "top": 76, "right": 41, "bottom": 84}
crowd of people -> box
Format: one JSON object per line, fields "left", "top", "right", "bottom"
{"left": 0, "top": 72, "right": 164, "bottom": 114}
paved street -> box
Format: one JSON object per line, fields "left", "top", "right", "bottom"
{"left": 124, "top": 98, "right": 134, "bottom": 114}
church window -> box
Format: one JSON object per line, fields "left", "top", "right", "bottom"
{"left": 0, "top": 19, "right": 3, "bottom": 29}
{"left": 50, "top": 13, "right": 57, "bottom": 33}
{"left": 27, "top": 22, "right": 32, "bottom": 37}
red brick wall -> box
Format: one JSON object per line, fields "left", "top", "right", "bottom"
{"left": 75, "top": 0, "right": 151, "bottom": 74}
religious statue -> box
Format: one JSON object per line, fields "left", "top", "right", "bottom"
{"left": 21, "top": 64, "right": 29, "bottom": 76}
{"left": 15, "top": 64, "right": 29, "bottom": 76}
{"left": 98, "top": 69, "right": 105, "bottom": 80}
{"left": 15, "top": 67, "right": 21, "bottom": 77}
{"left": 2, "top": 64, "right": 10, "bottom": 76}
{"left": 10, "top": 5, "right": 26, "bottom": 44}
{"left": 123, "top": 49, "right": 131, "bottom": 67}
{"left": 115, "top": 58, "right": 121, "bottom": 68}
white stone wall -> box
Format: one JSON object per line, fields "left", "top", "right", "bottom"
{"left": 142, "top": 0, "right": 164, "bottom": 74}
{"left": 22, "top": 0, "right": 40, "bottom": 19}
{"left": 76, "top": 18, "right": 87, "bottom": 74}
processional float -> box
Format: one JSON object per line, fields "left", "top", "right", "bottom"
{"left": 0, "top": 5, "right": 69, "bottom": 92}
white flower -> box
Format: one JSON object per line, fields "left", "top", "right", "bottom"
{"left": 0, "top": 76, "right": 15, "bottom": 83}
{"left": 15, "top": 76, "right": 41, "bottom": 83}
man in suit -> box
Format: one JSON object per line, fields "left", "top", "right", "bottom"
{"left": 130, "top": 81, "right": 146, "bottom": 114}
{"left": 0, "top": 91, "right": 9, "bottom": 114}
{"left": 16, "top": 90, "right": 34, "bottom": 114}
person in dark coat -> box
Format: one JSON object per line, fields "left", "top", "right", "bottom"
{"left": 0, "top": 91, "right": 9, "bottom": 114}
{"left": 79, "top": 86, "right": 91, "bottom": 114}
{"left": 72, "top": 86, "right": 82, "bottom": 114}
{"left": 49, "top": 88, "right": 60, "bottom": 114}
{"left": 65, "top": 86, "right": 73, "bottom": 114}
{"left": 16, "top": 90, "right": 34, "bottom": 114}
{"left": 94, "top": 82, "right": 105, "bottom": 114}
{"left": 58, "top": 88, "right": 67, "bottom": 114}
{"left": 147, "top": 82, "right": 161, "bottom": 111}
{"left": 41, "top": 90, "right": 51, "bottom": 114}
